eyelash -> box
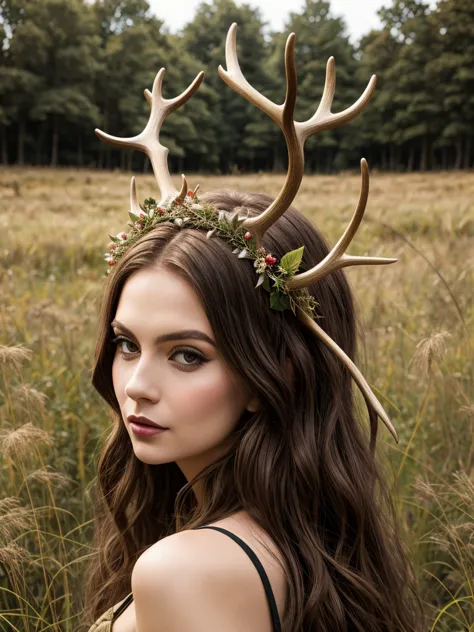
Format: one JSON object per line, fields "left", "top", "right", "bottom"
{"left": 110, "top": 336, "right": 208, "bottom": 370}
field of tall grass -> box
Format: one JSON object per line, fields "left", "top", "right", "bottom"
{"left": 0, "top": 166, "right": 473, "bottom": 631}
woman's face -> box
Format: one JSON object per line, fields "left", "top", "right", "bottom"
{"left": 111, "top": 265, "right": 259, "bottom": 482}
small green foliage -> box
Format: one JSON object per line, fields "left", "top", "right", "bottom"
{"left": 280, "top": 246, "right": 305, "bottom": 275}
{"left": 270, "top": 291, "right": 291, "bottom": 311}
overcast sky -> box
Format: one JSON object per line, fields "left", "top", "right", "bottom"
{"left": 148, "top": 0, "right": 390, "bottom": 43}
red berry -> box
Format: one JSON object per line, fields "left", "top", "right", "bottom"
{"left": 157, "top": 207, "right": 165, "bottom": 215}
{"left": 120, "top": 232, "right": 127, "bottom": 239}
{"left": 265, "top": 255, "right": 277, "bottom": 265}
{"left": 139, "top": 212, "right": 145, "bottom": 219}
{"left": 244, "top": 232, "right": 252, "bottom": 241}
{"left": 188, "top": 190, "right": 195, "bottom": 198}
{"left": 107, "top": 259, "right": 115, "bottom": 266}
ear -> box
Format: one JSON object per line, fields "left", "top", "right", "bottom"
{"left": 245, "top": 395, "right": 260, "bottom": 413}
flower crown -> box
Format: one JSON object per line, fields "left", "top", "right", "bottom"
{"left": 104, "top": 186, "right": 318, "bottom": 318}
{"left": 96, "top": 22, "right": 399, "bottom": 444}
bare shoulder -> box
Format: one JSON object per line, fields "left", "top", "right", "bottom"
{"left": 132, "top": 528, "right": 251, "bottom": 583}
{"left": 131, "top": 528, "right": 270, "bottom": 632}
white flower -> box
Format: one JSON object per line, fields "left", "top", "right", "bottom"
{"left": 191, "top": 203, "right": 203, "bottom": 211}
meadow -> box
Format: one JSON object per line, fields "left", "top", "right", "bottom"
{"left": 0, "top": 166, "right": 473, "bottom": 631}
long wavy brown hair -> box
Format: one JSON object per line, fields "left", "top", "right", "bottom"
{"left": 81, "top": 189, "right": 422, "bottom": 632}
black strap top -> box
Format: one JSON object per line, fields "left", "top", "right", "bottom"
{"left": 194, "top": 526, "right": 282, "bottom": 632}
{"left": 110, "top": 525, "right": 282, "bottom": 632}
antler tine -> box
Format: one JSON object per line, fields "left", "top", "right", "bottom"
{"left": 296, "top": 59, "right": 377, "bottom": 140}
{"left": 130, "top": 176, "right": 142, "bottom": 216}
{"left": 219, "top": 23, "right": 377, "bottom": 249}
{"left": 296, "top": 306, "right": 399, "bottom": 442}
{"left": 218, "top": 22, "right": 283, "bottom": 126}
{"left": 95, "top": 68, "right": 204, "bottom": 205}
{"left": 287, "top": 159, "right": 397, "bottom": 291}
{"left": 219, "top": 23, "right": 301, "bottom": 248}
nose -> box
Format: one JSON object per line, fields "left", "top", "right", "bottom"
{"left": 124, "top": 359, "right": 161, "bottom": 403}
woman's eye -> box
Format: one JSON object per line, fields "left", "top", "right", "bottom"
{"left": 171, "top": 349, "right": 205, "bottom": 367}
{"left": 110, "top": 336, "right": 207, "bottom": 369}
{"left": 111, "top": 336, "right": 138, "bottom": 356}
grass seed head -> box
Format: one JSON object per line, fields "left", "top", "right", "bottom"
{"left": 0, "top": 422, "right": 54, "bottom": 460}
{"left": 27, "top": 466, "right": 74, "bottom": 490}
{"left": 410, "top": 331, "right": 452, "bottom": 375}
{"left": 0, "top": 345, "right": 32, "bottom": 374}
{"left": 0, "top": 497, "right": 35, "bottom": 545}
{"left": 11, "top": 384, "right": 49, "bottom": 416}
{"left": 0, "top": 543, "right": 31, "bottom": 578}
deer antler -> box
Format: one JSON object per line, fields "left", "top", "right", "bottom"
{"left": 218, "top": 22, "right": 376, "bottom": 249}
{"left": 95, "top": 68, "right": 204, "bottom": 206}
{"left": 296, "top": 306, "right": 398, "bottom": 441}
{"left": 286, "top": 159, "right": 397, "bottom": 291}
{"left": 219, "top": 23, "right": 399, "bottom": 440}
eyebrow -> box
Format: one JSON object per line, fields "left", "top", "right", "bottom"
{"left": 110, "top": 320, "right": 216, "bottom": 348}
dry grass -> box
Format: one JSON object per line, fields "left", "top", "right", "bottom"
{"left": 0, "top": 166, "right": 473, "bottom": 630}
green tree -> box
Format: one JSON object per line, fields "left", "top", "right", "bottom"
{"left": 379, "top": 0, "right": 441, "bottom": 171}
{"left": 0, "top": 0, "right": 28, "bottom": 36}
{"left": 0, "top": 0, "right": 39, "bottom": 163}
{"left": 7, "top": 0, "right": 102, "bottom": 165}
{"left": 182, "top": 0, "right": 273, "bottom": 173}
{"left": 357, "top": 28, "right": 403, "bottom": 170}
{"left": 429, "top": 0, "right": 474, "bottom": 168}
{"left": 94, "top": 0, "right": 152, "bottom": 39}
{"left": 281, "top": 0, "right": 360, "bottom": 172}
{"left": 94, "top": 7, "right": 216, "bottom": 173}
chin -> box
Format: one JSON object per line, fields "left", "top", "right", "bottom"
{"left": 131, "top": 444, "right": 173, "bottom": 465}
{"left": 134, "top": 453, "right": 172, "bottom": 465}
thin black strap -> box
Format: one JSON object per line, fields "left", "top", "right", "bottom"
{"left": 113, "top": 592, "right": 134, "bottom": 620}
{"left": 194, "top": 525, "right": 282, "bottom": 632}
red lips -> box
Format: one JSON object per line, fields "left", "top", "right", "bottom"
{"left": 127, "top": 415, "right": 168, "bottom": 429}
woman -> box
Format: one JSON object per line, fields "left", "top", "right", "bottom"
{"left": 83, "top": 23, "right": 422, "bottom": 632}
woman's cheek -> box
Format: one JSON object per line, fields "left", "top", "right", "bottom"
{"left": 173, "top": 366, "right": 239, "bottom": 417}
{"left": 168, "top": 368, "right": 244, "bottom": 436}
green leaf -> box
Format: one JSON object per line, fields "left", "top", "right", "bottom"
{"left": 262, "top": 275, "right": 271, "bottom": 292}
{"left": 129, "top": 211, "right": 140, "bottom": 223}
{"left": 270, "top": 291, "right": 291, "bottom": 311}
{"left": 108, "top": 233, "right": 121, "bottom": 244}
{"left": 280, "top": 246, "right": 304, "bottom": 275}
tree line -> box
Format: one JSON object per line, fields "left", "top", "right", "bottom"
{"left": 0, "top": 0, "right": 473, "bottom": 173}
